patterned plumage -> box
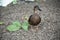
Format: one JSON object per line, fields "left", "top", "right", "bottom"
{"left": 28, "top": 5, "right": 41, "bottom": 26}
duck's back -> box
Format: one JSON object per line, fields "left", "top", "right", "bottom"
{"left": 28, "top": 14, "right": 41, "bottom": 26}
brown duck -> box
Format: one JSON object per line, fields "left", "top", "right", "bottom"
{"left": 28, "top": 5, "right": 41, "bottom": 31}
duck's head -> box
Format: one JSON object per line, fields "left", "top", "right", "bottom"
{"left": 34, "top": 5, "right": 42, "bottom": 14}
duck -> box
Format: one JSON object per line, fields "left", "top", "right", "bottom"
{"left": 28, "top": 5, "right": 41, "bottom": 30}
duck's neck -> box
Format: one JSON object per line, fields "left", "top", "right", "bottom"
{"left": 34, "top": 10, "right": 39, "bottom": 14}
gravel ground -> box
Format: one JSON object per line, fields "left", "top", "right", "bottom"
{"left": 0, "top": 0, "right": 60, "bottom": 40}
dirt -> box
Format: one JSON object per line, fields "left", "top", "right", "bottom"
{"left": 0, "top": 0, "right": 60, "bottom": 40}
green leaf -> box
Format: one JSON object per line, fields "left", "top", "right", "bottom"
{"left": 22, "top": 21, "right": 29, "bottom": 31}
{"left": 6, "top": 21, "right": 21, "bottom": 32}
{"left": 6, "top": 25, "right": 20, "bottom": 31}
{"left": 12, "top": 21, "right": 21, "bottom": 27}
{"left": 0, "top": 22, "right": 4, "bottom": 25}
{"left": 13, "top": 0, "right": 17, "bottom": 4}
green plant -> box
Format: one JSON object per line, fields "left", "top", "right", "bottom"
{"left": 6, "top": 20, "right": 29, "bottom": 32}
{"left": 22, "top": 21, "right": 29, "bottom": 31}
{"left": 13, "top": 0, "right": 17, "bottom": 4}
{"left": 0, "top": 22, "right": 4, "bottom": 25}
{"left": 6, "top": 21, "right": 21, "bottom": 31}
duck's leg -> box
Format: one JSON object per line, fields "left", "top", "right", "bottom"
{"left": 34, "top": 26, "right": 39, "bottom": 32}
{"left": 30, "top": 25, "right": 34, "bottom": 31}
{"left": 30, "top": 26, "right": 39, "bottom": 32}
{"left": 30, "top": 25, "right": 38, "bottom": 32}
